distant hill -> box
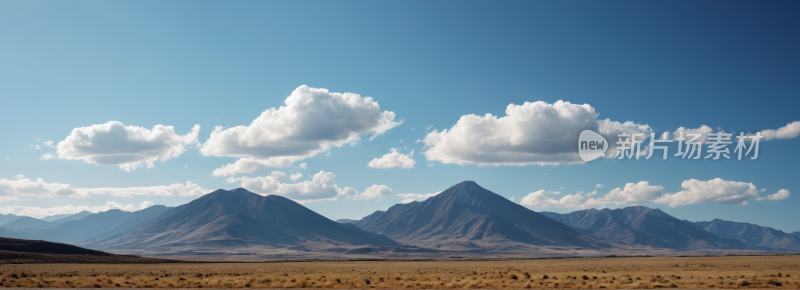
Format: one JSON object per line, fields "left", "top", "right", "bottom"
{"left": 40, "top": 214, "right": 70, "bottom": 222}
{"left": 0, "top": 237, "right": 173, "bottom": 263}
{"left": 0, "top": 236, "right": 108, "bottom": 255}
{"left": 20, "top": 209, "right": 135, "bottom": 242}
{"left": 540, "top": 206, "right": 747, "bottom": 249}
{"left": 1, "top": 216, "right": 51, "bottom": 230}
{"left": 0, "top": 213, "right": 21, "bottom": 225}
{"left": 0, "top": 207, "right": 173, "bottom": 246}
{"left": 48, "top": 210, "right": 93, "bottom": 226}
{"left": 692, "top": 219, "right": 800, "bottom": 250}
{"left": 352, "top": 181, "right": 608, "bottom": 250}
{"left": 90, "top": 188, "right": 399, "bottom": 250}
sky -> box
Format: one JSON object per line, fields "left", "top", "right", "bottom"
{"left": 1, "top": 0, "right": 799, "bottom": 232}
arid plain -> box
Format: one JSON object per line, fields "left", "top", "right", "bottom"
{"left": 1, "top": 255, "right": 799, "bottom": 288}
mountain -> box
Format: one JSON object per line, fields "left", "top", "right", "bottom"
{"left": 48, "top": 210, "right": 93, "bottom": 226}
{"left": 541, "top": 206, "right": 747, "bottom": 249}
{"left": 78, "top": 205, "right": 173, "bottom": 242}
{"left": 0, "top": 213, "right": 21, "bottom": 225}
{"left": 18, "top": 209, "right": 134, "bottom": 242}
{"left": 40, "top": 214, "right": 70, "bottom": 222}
{"left": 352, "top": 181, "right": 608, "bottom": 250}
{"left": 0, "top": 207, "right": 173, "bottom": 245}
{"left": 90, "top": 188, "right": 399, "bottom": 250}
{"left": 1, "top": 216, "right": 51, "bottom": 230}
{"left": 0, "top": 226, "right": 23, "bottom": 238}
{"left": 693, "top": 219, "right": 800, "bottom": 250}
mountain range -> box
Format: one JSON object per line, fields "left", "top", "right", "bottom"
{"left": 1, "top": 181, "right": 797, "bottom": 257}
{"left": 690, "top": 219, "right": 800, "bottom": 250}
{"left": 540, "top": 207, "right": 746, "bottom": 249}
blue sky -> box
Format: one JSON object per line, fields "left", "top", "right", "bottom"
{"left": 1, "top": 1, "right": 799, "bottom": 231}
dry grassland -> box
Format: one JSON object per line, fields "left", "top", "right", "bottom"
{"left": 1, "top": 255, "right": 799, "bottom": 288}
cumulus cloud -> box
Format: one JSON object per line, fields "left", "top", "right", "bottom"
{"left": 0, "top": 175, "right": 209, "bottom": 200}
{"left": 200, "top": 85, "right": 401, "bottom": 176}
{"left": 43, "top": 140, "right": 55, "bottom": 148}
{"left": 0, "top": 201, "right": 140, "bottom": 219}
{"left": 760, "top": 121, "right": 800, "bottom": 140}
{"left": 655, "top": 178, "right": 762, "bottom": 207}
{"left": 397, "top": 192, "right": 440, "bottom": 203}
{"left": 228, "top": 170, "right": 392, "bottom": 203}
{"left": 596, "top": 184, "right": 604, "bottom": 188}
{"left": 765, "top": 189, "right": 790, "bottom": 201}
{"left": 349, "top": 184, "right": 392, "bottom": 200}
{"left": 290, "top": 173, "right": 303, "bottom": 181}
{"left": 521, "top": 179, "right": 786, "bottom": 209}
{"left": 521, "top": 190, "right": 606, "bottom": 209}
{"left": 139, "top": 201, "right": 155, "bottom": 209}
{"left": 671, "top": 125, "right": 715, "bottom": 142}
{"left": 40, "top": 153, "right": 54, "bottom": 160}
{"left": 56, "top": 121, "right": 200, "bottom": 171}
{"left": 0, "top": 176, "right": 87, "bottom": 199}
{"left": 368, "top": 148, "right": 416, "bottom": 169}
{"left": 0, "top": 196, "right": 20, "bottom": 203}
{"left": 602, "top": 181, "right": 666, "bottom": 205}
{"left": 81, "top": 181, "right": 209, "bottom": 198}
{"left": 671, "top": 121, "right": 800, "bottom": 142}
{"left": 423, "top": 100, "right": 650, "bottom": 166}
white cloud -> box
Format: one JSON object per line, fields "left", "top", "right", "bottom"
{"left": 596, "top": 184, "right": 604, "bottom": 188}
{"left": 655, "top": 178, "right": 761, "bottom": 207}
{"left": 0, "top": 201, "right": 140, "bottom": 219}
{"left": 0, "top": 196, "right": 20, "bottom": 203}
{"left": 402, "top": 198, "right": 417, "bottom": 204}
{"left": 760, "top": 121, "right": 800, "bottom": 140}
{"left": 368, "top": 148, "right": 416, "bottom": 169}
{"left": 423, "top": 100, "right": 650, "bottom": 166}
{"left": 521, "top": 179, "right": 784, "bottom": 209}
{"left": 43, "top": 140, "right": 55, "bottom": 148}
{"left": 290, "top": 173, "right": 303, "bottom": 181}
{"left": 397, "top": 192, "right": 440, "bottom": 202}
{"left": 349, "top": 184, "right": 392, "bottom": 200}
{"left": 228, "top": 170, "right": 392, "bottom": 203}
{"left": 200, "top": 85, "right": 401, "bottom": 176}
{"left": 40, "top": 153, "right": 54, "bottom": 160}
{"left": 521, "top": 190, "right": 606, "bottom": 209}
{"left": 671, "top": 125, "right": 715, "bottom": 142}
{"left": 0, "top": 176, "right": 87, "bottom": 199}
{"left": 0, "top": 176, "right": 209, "bottom": 200}
{"left": 139, "top": 201, "right": 155, "bottom": 209}
{"left": 603, "top": 181, "right": 665, "bottom": 205}
{"left": 56, "top": 121, "right": 200, "bottom": 171}
{"left": 81, "top": 181, "right": 209, "bottom": 198}
{"left": 31, "top": 144, "right": 41, "bottom": 150}
{"left": 765, "top": 189, "right": 790, "bottom": 201}
{"left": 671, "top": 121, "right": 800, "bottom": 142}
{"left": 298, "top": 163, "right": 307, "bottom": 170}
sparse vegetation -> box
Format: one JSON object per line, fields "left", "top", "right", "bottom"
{"left": 0, "top": 255, "right": 798, "bottom": 288}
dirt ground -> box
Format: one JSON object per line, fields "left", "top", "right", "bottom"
{"left": 1, "top": 255, "right": 799, "bottom": 288}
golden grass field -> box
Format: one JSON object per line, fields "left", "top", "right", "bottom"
{"left": 1, "top": 255, "right": 799, "bottom": 288}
